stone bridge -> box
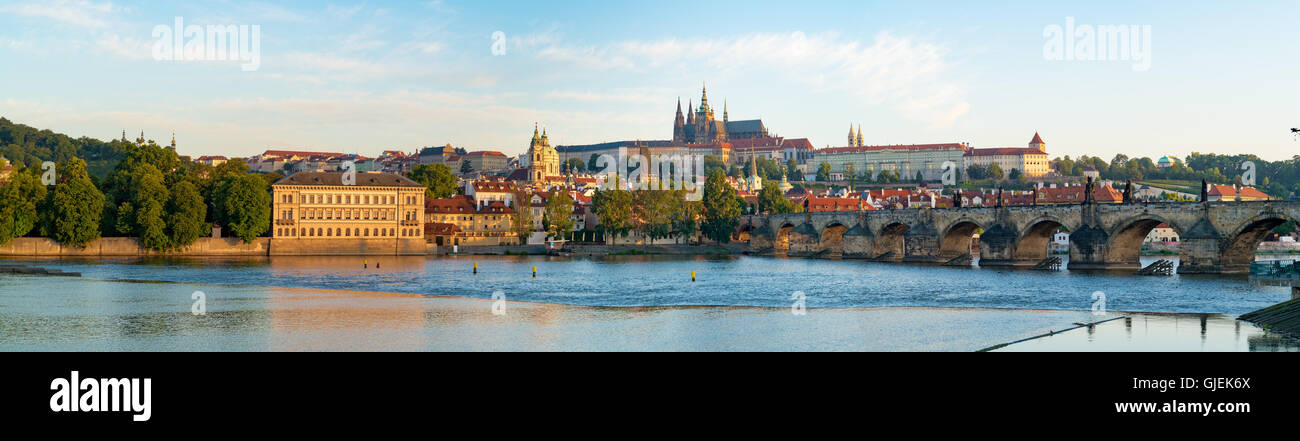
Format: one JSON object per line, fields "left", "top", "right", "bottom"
{"left": 740, "top": 200, "right": 1300, "bottom": 274}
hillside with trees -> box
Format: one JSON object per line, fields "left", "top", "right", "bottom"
{"left": 0, "top": 118, "right": 273, "bottom": 249}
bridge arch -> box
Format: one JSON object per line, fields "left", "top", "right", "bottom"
{"left": 1104, "top": 213, "right": 1182, "bottom": 267}
{"left": 939, "top": 219, "right": 984, "bottom": 262}
{"left": 874, "top": 222, "right": 909, "bottom": 261}
{"left": 1016, "top": 216, "right": 1069, "bottom": 262}
{"left": 773, "top": 222, "right": 797, "bottom": 255}
{"left": 1220, "top": 212, "right": 1297, "bottom": 272}
{"left": 819, "top": 222, "right": 850, "bottom": 258}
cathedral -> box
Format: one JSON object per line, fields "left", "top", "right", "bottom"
{"left": 672, "top": 84, "right": 769, "bottom": 144}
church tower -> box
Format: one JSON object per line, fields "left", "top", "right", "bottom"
{"left": 673, "top": 98, "right": 686, "bottom": 144}
{"left": 1029, "top": 132, "right": 1046, "bottom": 152}
{"left": 848, "top": 124, "right": 855, "bottom": 147}
{"left": 527, "top": 123, "right": 559, "bottom": 183}
{"left": 856, "top": 125, "right": 864, "bottom": 147}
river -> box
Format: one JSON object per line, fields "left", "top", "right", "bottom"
{"left": 1, "top": 255, "right": 1297, "bottom": 351}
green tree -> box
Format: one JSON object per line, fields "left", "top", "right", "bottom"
{"left": 542, "top": 191, "right": 574, "bottom": 239}
{"left": 0, "top": 169, "right": 46, "bottom": 244}
{"left": 564, "top": 158, "right": 586, "bottom": 174}
{"left": 844, "top": 163, "right": 856, "bottom": 182}
{"left": 758, "top": 181, "right": 798, "bottom": 214}
{"left": 460, "top": 159, "right": 473, "bottom": 174}
{"left": 592, "top": 188, "right": 633, "bottom": 243}
{"left": 635, "top": 190, "right": 675, "bottom": 241}
{"left": 785, "top": 159, "right": 802, "bottom": 181}
{"left": 165, "top": 180, "right": 207, "bottom": 249}
{"left": 110, "top": 162, "right": 171, "bottom": 250}
{"left": 213, "top": 174, "right": 271, "bottom": 243}
{"left": 671, "top": 193, "right": 699, "bottom": 244}
{"left": 988, "top": 163, "right": 1005, "bottom": 181}
{"left": 816, "top": 162, "right": 832, "bottom": 182}
{"left": 510, "top": 189, "right": 535, "bottom": 244}
{"left": 408, "top": 163, "right": 457, "bottom": 199}
{"left": 702, "top": 169, "right": 741, "bottom": 243}
{"left": 43, "top": 158, "right": 104, "bottom": 247}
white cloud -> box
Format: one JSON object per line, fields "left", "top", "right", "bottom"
{"left": 529, "top": 31, "right": 971, "bottom": 127}
{"left": 1, "top": 0, "right": 116, "bottom": 28}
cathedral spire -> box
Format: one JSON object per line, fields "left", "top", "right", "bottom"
{"left": 723, "top": 99, "right": 728, "bottom": 122}
{"left": 170, "top": 131, "right": 176, "bottom": 149}
{"left": 699, "top": 82, "right": 709, "bottom": 110}
{"left": 848, "top": 124, "right": 855, "bottom": 147}
{"left": 856, "top": 125, "right": 864, "bottom": 147}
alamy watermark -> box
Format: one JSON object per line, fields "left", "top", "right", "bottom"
{"left": 491, "top": 31, "right": 507, "bottom": 56}
{"left": 152, "top": 17, "right": 261, "bottom": 71}
{"left": 1044, "top": 17, "right": 1151, "bottom": 71}
{"left": 1091, "top": 291, "right": 1107, "bottom": 316}
{"left": 791, "top": 291, "right": 807, "bottom": 316}
{"left": 593, "top": 147, "right": 706, "bottom": 201}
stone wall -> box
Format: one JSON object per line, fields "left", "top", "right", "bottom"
{"left": 268, "top": 238, "right": 427, "bottom": 256}
{"left": 0, "top": 237, "right": 427, "bottom": 257}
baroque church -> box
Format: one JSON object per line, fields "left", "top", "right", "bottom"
{"left": 526, "top": 123, "right": 559, "bottom": 183}
{"left": 672, "top": 84, "right": 768, "bottom": 144}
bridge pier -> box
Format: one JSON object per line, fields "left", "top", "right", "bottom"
{"left": 787, "top": 223, "right": 820, "bottom": 257}
{"left": 1066, "top": 224, "right": 1140, "bottom": 271}
{"left": 1177, "top": 218, "right": 1229, "bottom": 274}
{"left": 902, "top": 222, "right": 942, "bottom": 263}
{"left": 975, "top": 224, "right": 1035, "bottom": 267}
{"left": 841, "top": 225, "right": 875, "bottom": 259}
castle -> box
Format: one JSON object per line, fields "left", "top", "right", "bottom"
{"left": 672, "top": 84, "right": 768, "bottom": 144}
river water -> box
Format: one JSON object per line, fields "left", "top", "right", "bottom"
{"left": 1, "top": 255, "right": 1297, "bottom": 351}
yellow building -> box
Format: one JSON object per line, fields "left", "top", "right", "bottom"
{"left": 963, "top": 133, "right": 1051, "bottom": 178}
{"left": 424, "top": 195, "right": 517, "bottom": 246}
{"left": 270, "top": 171, "right": 427, "bottom": 242}
{"left": 527, "top": 124, "right": 560, "bottom": 183}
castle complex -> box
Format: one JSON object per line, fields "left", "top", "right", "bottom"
{"left": 672, "top": 84, "right": 768, "bottom": 144}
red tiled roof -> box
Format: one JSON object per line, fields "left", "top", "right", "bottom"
{"left": 261, "top": 150, "right": 345, "bottom": 158}
{"left": 424, "top": 222, "right": 460, "bottom": 236}
{"left": 464, "top": 151, "right": 507, "bottom": 157}
{"left": 1240, "top": 186, "right": 1271, "bottom": 199}
{"left": 471, "top": 180, "right": 517, "bottom": 193}
{"left": 1030, "top": 132, "right": 1045, "bottom": 145}
{"left": 803, "top": 196, "right": 863, "bottom": 212}
{"left": 781, "top": 138, "right": 814, "bottom": 150}
{"left": 425, "top": 195, "right": 477, "bottom": 213}
{"left": 816, "top": 143, "right": 967, "bottom": 155}
{"left": 965, "top": 147, "right": 1047, "bottom": 157}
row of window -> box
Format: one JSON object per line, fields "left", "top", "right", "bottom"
{"left": 276, "top": 209, "right": 423, "bottom": 221}
{"left": 275, "top": 227, "right": 423, "bottom": 238}
{"left": 278, "top": 193, "right": 421, "bottom": 205}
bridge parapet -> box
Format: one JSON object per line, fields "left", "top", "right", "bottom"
{"left": 741, "top": 200, "right": 1300, "bottom": 274}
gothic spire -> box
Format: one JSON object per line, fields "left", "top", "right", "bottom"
{"left": 699, "top": 82, "right": 709, "bottom": 110}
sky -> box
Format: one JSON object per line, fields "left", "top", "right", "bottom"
{"left": 1, "top": 0, "right": 1298, "bottom": 161}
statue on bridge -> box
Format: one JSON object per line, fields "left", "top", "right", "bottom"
{"left": 1123, "top": 180, "right": 1133, "bottom": 204}
{"left": 1200, "top": 179, "right": 1209, "bottom": 203}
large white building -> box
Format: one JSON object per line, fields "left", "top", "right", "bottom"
{"left": 813, "top": 143, "right": 969, "bottom": 181}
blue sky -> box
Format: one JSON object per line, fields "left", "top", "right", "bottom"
{"left": 1, "top": 0, "right": 1297, "bottom": 161}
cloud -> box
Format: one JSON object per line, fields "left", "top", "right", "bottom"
{"left": 1, "top": 0, "right": 116, "bottom": 28}
{"left": 529, "top": 31, "right": 971, "bottom": 127}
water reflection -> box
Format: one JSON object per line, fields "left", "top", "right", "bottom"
{"left": 995, "top": 313, "right": 1300, "bottom": 352}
